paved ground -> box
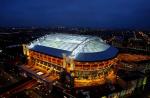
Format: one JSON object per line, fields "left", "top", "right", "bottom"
{"left": 118, "top": 53, "right": 150, "bottom": 62}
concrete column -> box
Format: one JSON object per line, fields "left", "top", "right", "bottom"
{"left": 62, "top": 54, "right": 67, "bottom": 69}
{"left": 70, "top": 57, "right": 75, "bottom": 71}
{"left": 22, "top": 44, "right": 27, "bottom": 55}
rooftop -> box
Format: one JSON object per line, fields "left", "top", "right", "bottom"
{"left": 28, "top": 33, "right": 118, "bottom": 61}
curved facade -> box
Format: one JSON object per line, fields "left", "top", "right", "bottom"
{"left": 23, "top": 33, "right": 119, "bottom": 88}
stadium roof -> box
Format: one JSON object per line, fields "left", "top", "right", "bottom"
{"left": 28, "top": 33, "right": 118, "bottom": 61}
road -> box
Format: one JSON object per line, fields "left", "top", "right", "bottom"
{"left": 0, "top": 79, "right": 37, "bottom": 98}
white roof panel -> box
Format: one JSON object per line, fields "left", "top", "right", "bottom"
{"left": 28, "top": 33, "right": 110, "bottom": 55}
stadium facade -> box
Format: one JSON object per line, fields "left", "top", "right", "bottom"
{"left": 22, "top": 33, "right": 119, "bottom": 88}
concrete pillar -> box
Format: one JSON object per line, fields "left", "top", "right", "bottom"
{"left": 22, "top": 44, "right": 29, "bottom": 56}
{"left": 62, "top": 54, "right": 67, "bottom": 69}
{"left": 70, "top": 57, "right": 75, "bottom": 71}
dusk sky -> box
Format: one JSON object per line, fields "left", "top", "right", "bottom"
{"left": 0, "top": 0, "right": 150, "bottom": 29}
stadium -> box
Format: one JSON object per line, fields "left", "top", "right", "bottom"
{"left": 21, "top": 33, "right": 119, "bottom": 88}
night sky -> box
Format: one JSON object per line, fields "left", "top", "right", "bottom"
{"left": 0, "top": 0, "right": 150, "bottom": 29}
